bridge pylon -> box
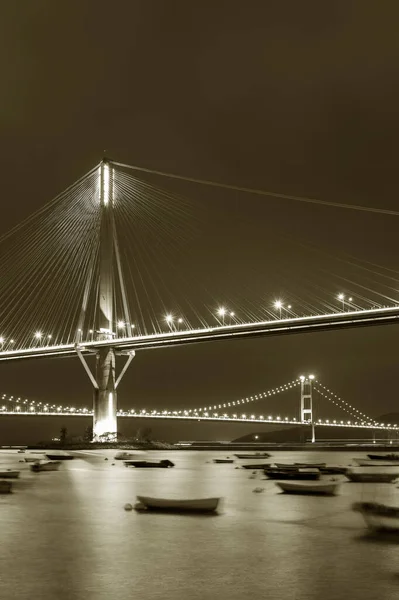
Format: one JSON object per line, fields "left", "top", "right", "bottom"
{"left": 299, "top": 374, "right": 315, "bottom": 443}
{"left": 76, "top": 159, "right": 134, "bottom": 441}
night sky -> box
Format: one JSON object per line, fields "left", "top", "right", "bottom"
{"left": 1, "top": 1, "right": 399, "bottom": 443}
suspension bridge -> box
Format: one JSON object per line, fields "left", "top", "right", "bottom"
{"left": 0, "top": 159, "right": 397, "bottom": 440}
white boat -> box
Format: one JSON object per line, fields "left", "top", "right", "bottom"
{"left": 353, "top": 502, "right": 399, "bottom": 532}
{"left": 114, "top": 452, "right": 143, "bottom": 460}
{"left": 0, "top": 469, "right": 20, "bottom": 479}
{"left": 345, "top": 469, "right": 398, "bottom": 483}
{"left": 276, "top": 481, "right": 340, "bottom": 495}
{"left": 30, "top": 460, "right": 61, "bottom": 472}
{"left": 354, "top": 458, "right": 399, "bottom": 467}
{"left": 136, "top": 495, "right": 221, "bottom": 512}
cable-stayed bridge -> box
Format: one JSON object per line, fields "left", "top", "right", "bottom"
{"left": 0, "top": 159, "right": 397, "bottom": 439}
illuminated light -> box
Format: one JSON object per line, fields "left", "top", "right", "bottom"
{"left": 178, "top": 318, "right": 183, "bottom": 324}
{"left": 117, "top": 321, "right": 125, "bottom": 329}
{"left": 217, "top": 307, "right": 226, "bottom": 317}
{"left": 165, "top": 314, "right": 173, "bottom": 324}
{"left": 35, "top": 332, "right": 42, "bottom": 339}
{"left": 230, "top": 312, "right": 235, "bottom": 317}
{"left": 309, "top": 374, "right": 315, "bottom": 380}
{"left": 274, "top": 301, "right": 282, "bottom": 309}
{"left": 338, "top": 293, "right": 344, "bottom": 300}
{"left": 0, "top": 337, "right": 3, "bottom": 344}
{"left": 102, "top": 162, "right": 110, "bottom": 205}
{"left": 299, "top": 375, "right": 305, "bottom": 381}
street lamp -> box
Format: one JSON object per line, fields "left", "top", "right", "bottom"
{"left": 165, "top": 314, "right": 174, "bottom": 330}
{"left": 0, "top": 337, "right": 3, "bottom": 351}
{"left": 274, "top": 300, "right": 282, "bottom": 319}
{"left": 338, "top": 293, "right": 345, "bottom": 311}
{"left": 35, "top": 332, "right": 42, "bottom": 346}
{"left": 217, "top": 307, "right": 226, "bottom": 325}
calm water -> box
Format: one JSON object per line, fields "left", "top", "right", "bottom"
{"left": 1, "top": 449, "right": 399, "bottom": 600}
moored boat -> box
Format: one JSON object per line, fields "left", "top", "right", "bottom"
{"left": 114, "top": 452, "right": 142, "bottom": 460}
{"left": 345, "top": 469, "right": 398, "bottom": 483}
{"left": 354, "top": 458, "right": 399, "bottom": 467}
{"left": 241, "top": 463, "right": 272, "bottom": 470}
{"left": 318, "top": 466, "right": 348, "bottom": 475}
{"left": 234, "top": 453, "right": 271, "bottom": 459}
{"left": 367, "top": 454, "right": 399, "bottom": 461}
{"left": 124, "top": 459, "right": 174, "bottom": 468}
{"left": 30, "top": 460, "right": 61, "bottom": 472}
{"left": 0, "top": 469, "right": 20, "bottom": 479}
{"left": 276, "top": 481, "right": 339, "bottom": 495}
{"left": 135, "top": 495, "right": 220, "bottom": 512}
{"left": 275, "top": 462, "right": 326, "bottom": 469}
{"left": 45, "top": 453, "right": 74, "bottom": 460}
{"left": 213, "top": 459, "right": 234, "bottom": 464}
{"left": 265, "top": 468, "right": 320, "bottom": 481}
{"left": 353, "top": 501, "right": 399, "bottom": 531}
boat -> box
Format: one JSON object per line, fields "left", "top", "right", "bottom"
{"left": 234, "top": 453, "right": 271, "bottom": 459}
{"left": 241, "top": 463, "right": 272, "bottom": 470}
{"left": 353, "top": 501, "right": 399, "bottom": 532}
{"left": 213, "top": 459, "right": 234, "bottom": 464}
{"left": 135, "top": 495, "right": 220, "bottom": 512}
{"left": 264, "top": 468, "right": 320, "bottom": 480}
{"left": 0, "top": 481, "right": 12, "bottom": 494}
{"left": 30, "top": 460, "right": 61, "bottom": 472}
{"left": 114, "top": 452, "right": 142, "bottom": 460}
{"left": 318, "top": 466, "right": 348, "bottom": 475}
{"left": 45, "top": 453, "right": 74, "bottom": 460}
{"left": 124, "top": 459, "right": 174, "bottom": 468}
{"left": 354, "top": 458, "right": 399, "bottom": 467}
{"left": 0, "top": 470, "right": 20, "bottom": 479}
{"left": 367, "top": 454, "right": 399, "bottom": 461}
{"left": 275, "top": 462, "right": 326, "bottom": 469}
{"left": 276, "top": 481, "right": 339, "bottom": 495}
{"left": 345, "top": 469, "right": 398, "bottom": 483}
{"left": 24, "top": 457, "right": 43, "bottom": 462}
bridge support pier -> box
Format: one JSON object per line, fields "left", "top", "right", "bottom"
{"left": 93, "top": 347, "right": 117, "bottom": 439}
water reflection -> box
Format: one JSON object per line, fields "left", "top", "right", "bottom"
{"left": 0, "top": 449, "right": 398, "bottom": 600}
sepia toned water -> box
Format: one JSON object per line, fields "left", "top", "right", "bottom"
{"left": 1, "top": 449, "right": 399, "bottom": 600}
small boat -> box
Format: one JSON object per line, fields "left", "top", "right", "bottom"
{"left": 318, "top": 466, "right": 348, "bottom": 475}
{"left": 234, "top": 453, "right": 271, "bottom": 459}
{"left": 354, "top": 458, "right": 399, "bottom": 467}
{"left": 345, "top": 469, "right": 398, "bottom": 483}
{"left": 367, "top": 454, "right": 399, "bottom": 461}
{"left": 114, "top": 452, "right": 142, "bottom": 460}
{"left": 213, "top": 459, "right": 234, "bottom": 464}
{"left": 0, "top": 470, "right": 20, "bottom": 479}
{"left": 275, "top": 462, "right": 326, "bottom": 469}
{"left": 135, "top": 495, "right": 220, "bottom": 512}
{"left": 30, "top": 460, "right": 61, "bottom": 472}
{"left": 24, "top": 457, "right": 42, "bottom": 463}
{"left": 264, "top": 468, "right": 320, "bottom": 481}
{"left": 276, "top": 481, "right": 339, "bottom": 495}
{"left": 124, "top": 459, "right": 174, "bottom": 468}
{"left": 241, "top": 463, "right": 272, "bottom": 470}
{"left": 353, "top": 501, "right": 399, "bottom": 532}
{"left": 17, "top": 449, "right": 25, "bottom": 453}
{"left": 45, "top": 453, "right": 74, "bottom": 460}
{"left": 0, "top": 480, "right": 12, "bottom": 494}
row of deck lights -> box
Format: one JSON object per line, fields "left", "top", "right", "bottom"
{"left": 1, "top": 399, "right": 398, "bottom": 429}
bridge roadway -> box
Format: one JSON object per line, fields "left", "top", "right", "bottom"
{"left": 1, "top": 305, "right": 399, "bottom": 362}
{"left": 1, "top": 410, "right": 398, "bottom": 429}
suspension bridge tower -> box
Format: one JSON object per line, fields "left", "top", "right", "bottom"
{"left": 76, "top": 158, "right": 135, "bottom": 441}
{"left": 300, "top": 374, "right": 316, "bottom": 443}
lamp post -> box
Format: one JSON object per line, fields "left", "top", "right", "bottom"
{"left": 338, "top": 293, "right": 345, "bottom": 312}
{"left": 274, "top": 300, "right": 282, "bottom": 319}
{"left": 217, "top": 307, "right": 226, "bottom": 325}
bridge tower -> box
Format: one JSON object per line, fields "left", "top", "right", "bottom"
{"left": 76, "top": 158, "right": 135, "bottom": 441}
{"left": 299, "top": 374, "right": 315, "bottom": 443}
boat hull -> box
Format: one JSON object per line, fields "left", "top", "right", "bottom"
{"left": 136, "top": 495, "right": 220, "bottom": 512}
{"left": 234, "top": 453, "right": 271, "bottom": 459}
{"left": 346, "top": 470, "right": 398, "bottom": 483}
{"left": 124, "top": 460, "right": 174, "bottom": 468}
{"left": 354, "top": 459, "right": 399, "bottom": 467}
{"left": 276, "top": 481, "right": 339, "bottom": 495}
{"left": 353, "top": 502, "right": 399, "bottom": 532}
{"left": 0, "top": 470, "right": 20, "bottom": 479}
{"left": 213, "top": 459, "right": 234, "bottom": 464}
{"left": 30, "top": 461, "right": 61, "bottom": 472}
{"left": 45, "top": 454, "right": 74, "bottom": 460}
{"left": 265, "top": 469, "right": 320, "bottom": 480}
